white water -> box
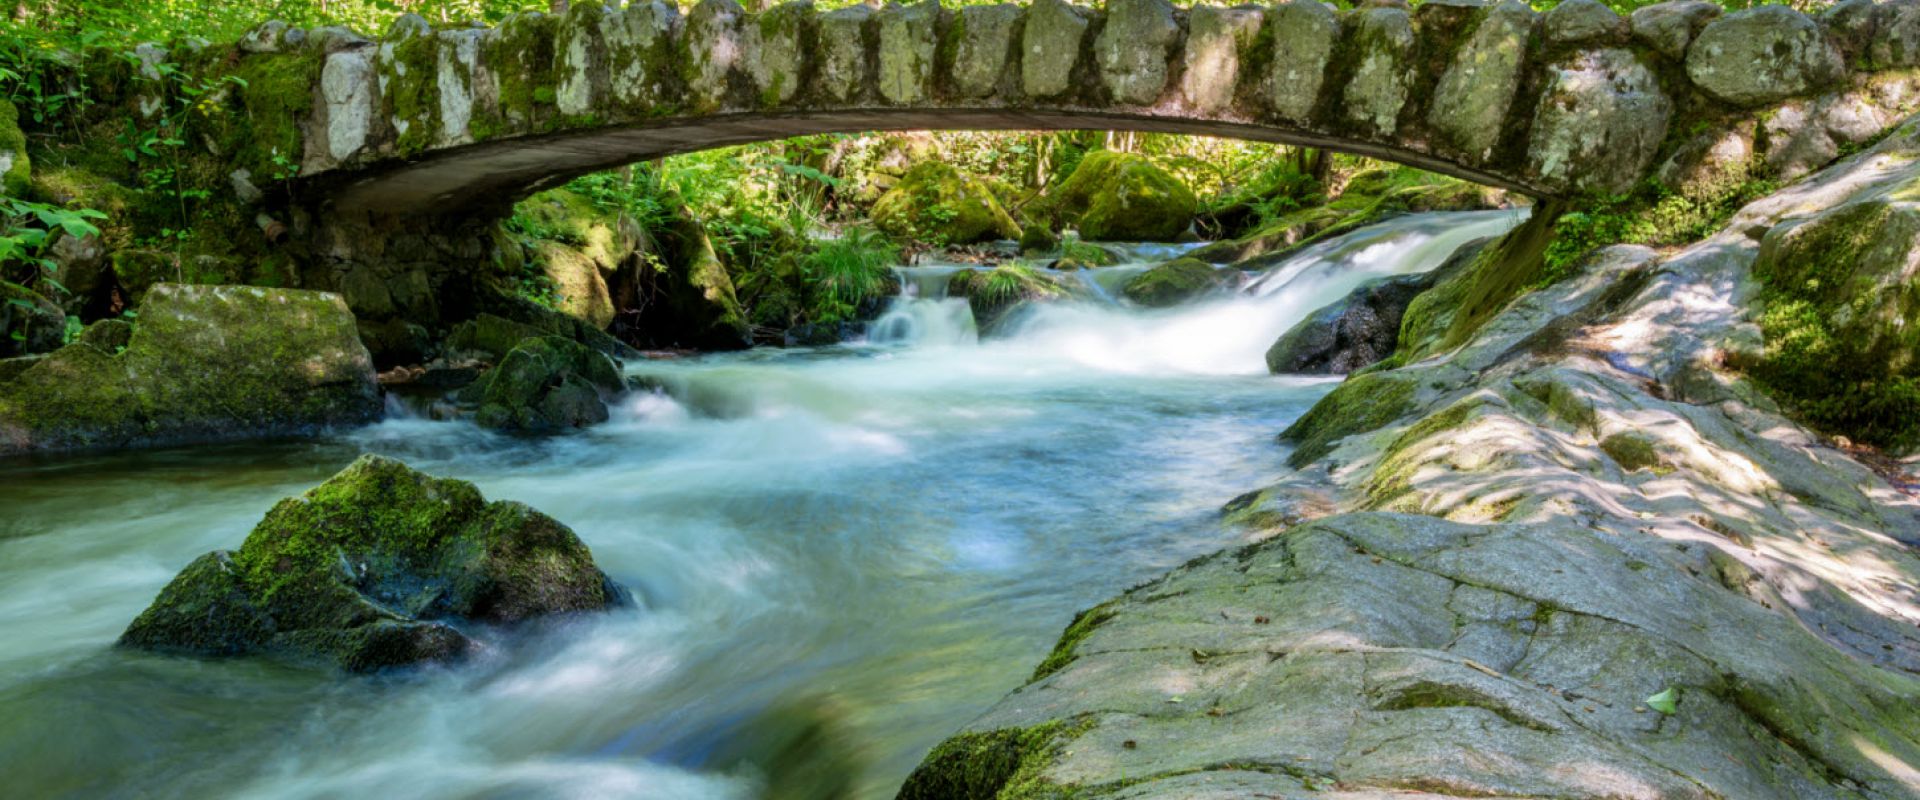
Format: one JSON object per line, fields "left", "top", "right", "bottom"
{"left": 0, "top": 210, "right": 1519, "bottom": 800}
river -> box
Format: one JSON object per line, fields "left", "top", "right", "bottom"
{"left": 0, "top": 210, "right": 1522, "bottom": 799}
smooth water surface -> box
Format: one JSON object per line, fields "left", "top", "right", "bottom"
{"left": 0, "top": 210, "right": 1521, "bottom": 799}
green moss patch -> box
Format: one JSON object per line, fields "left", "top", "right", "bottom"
{"left": 1279, "top": 372, "right": 1418, "bottom": 468}
{"left": 895, "top": 718, "right": 1094, "bottom": 800}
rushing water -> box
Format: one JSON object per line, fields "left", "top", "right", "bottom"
{"left": 0, "top": 210, "right": 1522, "bottom": 800}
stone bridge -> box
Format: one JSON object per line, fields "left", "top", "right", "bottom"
{"left": 209, "top": 0, "right": 1920, "bottom": 220}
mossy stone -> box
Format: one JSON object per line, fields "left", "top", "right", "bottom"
{"left": 0, "top": 99, "right": 30, "bottom": 197}
{"left": 121, "top": 454, "right": 626, "bottom": 672}
{"left": 872, "top": 162, "right": 1023, "bottom": 245}
{"left": 1121, "top": 258, "right": 1226, "bottom": 308}
{"left": 1044, "top": 151, "right": 1197, "bottom": 242}
{"left": 461, "top": 335, "right": 624, "bottom": 434}
{"left": 1278, "top": 372, "right": 1418, "bottom": 468}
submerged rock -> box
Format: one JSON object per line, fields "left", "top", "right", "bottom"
{"left": 1044, "top": 151, "right": 1196, "bottom": 242}
{"left": 872, "top": 162, "right": 1022, "bottom": 245}
{"left": 0, "top": 284, "right": 380, "bottom": 455}
{"left": 1121, "top": 258, "right": 1229, "bottom": 308}
{"left": 122, "top": 454, "right": 626, "bottom": 672}
{"left": 1264, "top": 272, "right": 1432, "bottom": 374}
{"left": 459, "top": 335, "right": 626, "bottom": 434}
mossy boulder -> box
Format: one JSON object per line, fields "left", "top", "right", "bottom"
{"left": 1045, "top": 151, "right": 1196, "bottom": 242}
{"left": 0, "top": 284, "right": 380, "bottom": 455}
{"left": 622, "top": 206, "right": 752, "bottom": 350}
{"left": 1121, "top": 258, "right": 1228, "bottom": 308}
{"left": 872, "top": 162, "right": 1022, "bottom": 245}
{"left": 1744, "top": 186, "right": 1920, "bottom": 449}
{"left": 947, "top": 264, "right": 1068, "bottom": 332}
{"left": 460, "top": 335, "right": 625, "bottom": 434}
{"left": 0, "top": 99, "right": 29, "bottom": 197}
{"left": 0, "top": 281, "right": 64, "bottom": 358}
{"left": 120, "top": 454, "right": 626, "bottom": 672}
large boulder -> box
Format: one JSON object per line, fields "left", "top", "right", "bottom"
{"left": 121, "top": 454, "right": 626, "bottom": 672}
{"left": 460, "top": 335, "right": 626, "bottom": 434}
{"left": 1121, "top": 258, "right": 1230, "bottom": 308}
{"left": 1685, "top": 7, "right": 1843, "bottom": 108}
{"left": 872, "top": 161, "right": 1022, "bottom": 245}
{"left": 1527, "top": 49, "right": 1671, "bottom": 195}
{"left": 1047, "top": 151, "right": 1197, "bottom": 242}
{"left": 1265, "top": 271, "right": 1432, "bottom": 374}
{"left": 0, "top": 284, "right": 380, "bottom": 454}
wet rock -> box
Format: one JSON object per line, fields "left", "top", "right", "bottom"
{"left": 1264, "top": 272, "right": 1432, "bottom": 375}
{"left": 947, "top": 265, "right": 1067, "bottom": 331}
{"left": 0, "top": 284, "right": 380, "bottom": 454}
{"left": 1264, "top": 0, "right": 1339, "bottom": 124}
{"left": 1527, "top": 48, "right": 1671, "bottom": 195}
{"left": 1686, "top": 7, "right": 1843, "bottom": 108}
{"left": 1629, "top": 0, "right": 1720, "bottom": 61}
{"left": 461, "top": 335, "right": 625, "bottom": 434}
{"left": 1121, "top": 258, "right": 1228, "bottom": 308}
{"left": 1095, "top": 0, "right": 1178, "bottom": 105}
{"left": 1544, "top": 0, "right": 1626, "bottom": 44}
{"left": 121, "top": 454, "right": 626, "bottom": 672}
{"left": 1044, "top": 151, "right": 1197, "bottom": 242}
{"left": 872, "top": 162, "right": 1022, "bottom": 245}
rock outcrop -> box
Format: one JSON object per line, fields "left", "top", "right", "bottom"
{"left": 122, "top": 454, "right": 626, "bottom": 672}
{"left": 0, "top": 284, "right": 380, "bottom": 455}
{"left": 904, "top": 112, "right": 1920, "bottom": 800}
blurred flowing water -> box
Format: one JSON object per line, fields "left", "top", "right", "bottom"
{"left": 0, "top": 210, "right": 1521, "bottom": 799}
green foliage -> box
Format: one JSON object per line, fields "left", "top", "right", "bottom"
{"left": 1539, "top": 178, "right": 1777, "bottom": 287}
{"left": 0, "top": 196, "right": 105, "bottom": 297}
{"left": 1646, "top": 687, "right": 1680, "bottom": 715}
{"left": 802, "top": 226, "right": 897, "bottom": 325}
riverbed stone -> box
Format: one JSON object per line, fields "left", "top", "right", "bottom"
{"left": 1686, "top": 7, "right": 1843, "bottom": 108}
{"left": 949, "top": 4, "right": 1020, "bottom": 99}
{"left": 1095, "top": 0, "right": 1178, "bottom": 105}
{"left": 1341, "top": 7, "right": 1415, "bottom": 139}
{"left": 462, "top": 335, "right": 624, "bottom": 433}
{"left": 1182, "top": 5, "right": 1262, "bottom": 114}
{"left": 1629, "top": 0, "right": 1720, "bottom": 61}
{"left": 1544, "top": 0, "right": 1626, "bottom": 44}
{"left": 1429, "top": 0, "right": 1536, "bottom": 163}
{"left": 121, "top": 454, "right": 626, "bottom": 672}
{"left": 1264, "top": 0, "right": 1339, "bottom": 124}
{"left": 1122, "top": 258, "right": 1227, "bottom": 308}
{"left": 1527, "top": 48, "right": 1671, "bottom": 195}
{"left": 1022, "top": 0, "right": 1089, "bottom": 99}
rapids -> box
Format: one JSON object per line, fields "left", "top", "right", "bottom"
{"left": 0, "top": 210, "right": 1522, "bottom": 799}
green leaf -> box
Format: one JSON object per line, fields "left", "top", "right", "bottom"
{"left": 1646, "top": 687, "right": 1679, "bottom": 715}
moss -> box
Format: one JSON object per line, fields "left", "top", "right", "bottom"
{"left": 948, "top": 263, "right": 1065, "bottom": 329}
{"left": 896, "top": 718, "right": 1094, "bottom": 800}
{"left": 0, "top": 99, "right": 30, "bottom": 196}
{"left": 1121, "top": 258, "right": 1225, "bottom": 308}
{"left": 1741, "top": 194, "right": 1920, "bottom": 449}
{"left": 1280, "top": 372, "right": 1417, "bottom": 469}
{"left": 1363, "top": 395, "right": 1490, "bottom": 504}
{"left": 1514, "top": 376, "right": 1596, "bottom": 432}
{"left": 1600, "top": 432, "right": 1663, "bottom": 472}
{"left": 1044, "top": 151, "right": 1196, "bottom": 242}
{"left": 872, "top": 162, "right": 1022, "bottom": 245}
{"left": 1030, "top": 600, "right": 1120, "bottom": 682}
{"left": 226, "top": 50, "right": 324, "bottom": 178}
{"left": 381, "top": 30, "right": 446, "bottom": 156}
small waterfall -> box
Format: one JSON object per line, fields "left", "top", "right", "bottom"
{"left": 867, "top": 266, "right": 980, "bottom": 347}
